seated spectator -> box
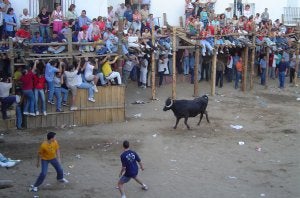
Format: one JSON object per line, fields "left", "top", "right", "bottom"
{"left": 139, "top": 55, "right": 148, "bottom": 88}
{"left": 100, "top": 55, "right": 122, "bottom": 85}
{"left": 31, "top": 31, "right": 47, "bottom": 54}
{"left": 103, "top": 28, "right": 118, "bottom": 53}
{"left": 83, "top": 58, "right": 106, "bottom": 90}
{"left": 13, "top": 66, "right": 22, "bottom": 93}
{"left": 48, "top": 31, "right": 66, "bottom": 54}
{"left": 0, "top": 77, "right": 20, "bottom": 119}
{"left": 199, "top": 28, "right": 213, "bottom": 56}
{"left": 77, "top": 25, "right": 89, "bottom": 52}
{"left": 19, "top": 8, "right": 32, "bottom": 30}
{"left": 64, "top": 58, "right": 96, "bottom": 104}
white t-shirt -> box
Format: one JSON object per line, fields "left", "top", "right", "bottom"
{"left": 64, "top": 70, "right": 82, "bottom": 87}
{"left": 0, "top": 82, "right": 12, "bottom": 97}
{"left": 84, "top": 62, "right": 94, "bottom": 79}
{"left": 273, "top": 55, "right": 278, "bottom": 68}
{"left": 227, "top": 56, "right": 233, "bottom": 69}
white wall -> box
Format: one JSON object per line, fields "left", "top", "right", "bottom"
{"left": 150, "top": 0, "right": 185, "bottom": 26}
{"left": 214, "top": 0, "right": 287, "bottom": 21}
{"left": 76, "top": 0, "right": 108, "bottom": 18}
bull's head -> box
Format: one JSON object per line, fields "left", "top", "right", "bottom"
{"left": 163, "top": 97, "right": 174, "bottom": 111}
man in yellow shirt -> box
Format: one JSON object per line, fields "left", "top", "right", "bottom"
{"left": 29, "top": 132, "right": 68, "bottom": 192}
{"left": 101, "top": 55, "right": 122, "bottom": 85}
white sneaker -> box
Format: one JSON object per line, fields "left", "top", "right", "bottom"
{"left": 142, "top": 184, "right": 148, "bottom": 190}
{"left": 23, "top": 112, "right": 29, "bottom": 115}
{"left": 70, "top": 106, "right": 78, "bottom": 111}
{"left": 29, "top": 185, "right": 38, "bottom": 192}
{"left": 43, "top": 111, "right": 47, "bottom": 116}
{"left": 35, "top": 111, "right": 39, "bottom": 116}
{"left": 88, "top": 98, "right": 96, "bottom": 103}
{"left": 29, "top": 113, "right": 36, "bottom": 116}
{"left": 121, "top": 195, "right": 126, "bottom": 198}
{"left": 59, "top": 178, "right": 69, "bottom": 183}
{"left": 93, "top": 85, "right": 98, "bottom": 93}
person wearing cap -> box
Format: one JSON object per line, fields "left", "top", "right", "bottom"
{"left": 29, "top": 132, "right": 68, "bottom": 192}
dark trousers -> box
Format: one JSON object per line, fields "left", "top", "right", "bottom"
{"left": 227, "top": 68, "right": 233, "bottom": 82}
{"left": 190, "top": 68, "right": 194, "bottom": 84}
{"left": 201, "top": 63, "right": 209, "bottom": 81}
{"left": 216, "top": 71, "right": 223, "bottom": 87}
{"left": 158, "top": 71, "right": 164, "bottom": 86}
{"left": 0, "top": 96, "right": 16, "bottom": 119}
{"left": 290, "top": 68, "right": 295, "bottom": 83}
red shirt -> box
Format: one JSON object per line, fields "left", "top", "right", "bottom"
{"left": 98, "top": 21, "right": 106, "bottom": 31}
{"left": 20, "top": 71, "right": 34, "bottom": 90}
{"left": 33, "top": 74, "right": 46, "bottom": 89}
{"left": 207, "top": 25, "right": 214, "bottom": 35}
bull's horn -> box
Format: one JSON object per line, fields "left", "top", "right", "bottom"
{"left": 165, "top": 99, "right": 173, "bottom": 108}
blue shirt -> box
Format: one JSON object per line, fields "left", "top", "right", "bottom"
{"left": 78, "top": 16, "right": 92, "bottom": 28}
{"left": 124, "top": 9, "right": 133, "bottom": 22}
{"left": 31, "top": 36, "right": 43, "bottom": 43}
{"left": 45, "top": 63, "right": 59, "bottom": 82}
{"left": 120, "top": 150, "right": 141, "bottom": 177}
{"left": 233, "top": 55, "right": 240, "bottom": 65}
{"left": 4, "top": 14, "right": 16, "bottom": 32}
{"left": 260, "top": 59, "right": 267, "bottom": 69}
{"left": 277, "top": 61, "right": 288, "bottom": 72}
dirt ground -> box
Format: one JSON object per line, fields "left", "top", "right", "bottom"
{"left": 1, "top": 77, "right": 300, "bottom": 198}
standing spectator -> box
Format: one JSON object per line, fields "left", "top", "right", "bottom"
{"left": 201, "top": 57, "right": 210, "bottom": 81}
{"left": 140, "top": 5, "right": 149, "bottom": 21}
{"left": 78, "top": 10, "right": 92, "bottom": 28}
{"left": 33, "top": 65, "right": 47, "bottom": 116}
{"left": 100, "top": 55, "right": 122, "bottom": 85}
{"left": 226, "top": 54, "right": 233, "bottom": 82}
{"left": 20, "top": 61, "right": 37, "bottom": 116}
{"left": 276, "top": 58, "right": 288, "bottom": 89}
{"left": 0, "top": 4, "right": 3, "bottom": 41}
{"left": 189, "top": 52, "right": 195, "bottom": 84}
{"left": 216, "top": 58, "right": 225, "bottom": 88}
{"left": 232, "top": 52, "right": 240, "bottom": 80}
{"left": 4, "top": 7, "right": 17, "bottom": 37}
{"left": 260, "top": 55, "right": 267, "bottom": 85}
{"left": 51, "top": 4, "right": 64, "bottom": 33}
{"left": 235, "top": 57, "right": 243, "bottom": 89}
{"left": 19, "top": 8, "right": 32, "bottom": 30}
{"left": 132, "top": 9, "right": 142, "bottom": 34}
{"left": 45, "top": 60, "right": 62, "bottom": 104}
{"left": 139, "top": 56, "right": 148, "bottom": 88}
{"left": 158, "top": 54, "right": 168, "bottom": 87}
{"left": 261, "top": 8, "right": 269, "bottom": 24}
{"left": 108, "top": 6, "right": 116, "bottom": 24}
{"left": 115, "top": 3, "right": 126, "bottom": 19}
{"left": 29, "top": 132, "right": 69, "bottom": 192}
{"left": 122, "top": 55, "right": 139, "bottom": 86}
{"left": 53, "top": 72, "right": 64, "bottom": 112}
{"left": 66, "top": 4, "right": 78, "bottom": 20}
{"left": 182, "top": 49, "right": 189, "bottom": 75}
{"left": 0, "top": 0, "right": 11, "bottom": 14}
{"left": 269, "top": 53, "right": 276, "bottom": 80}
{"left": 282, "top": 51, "right": 290, "bottom": 75}
{"left": 123, "top": 4, "right": 133, "bottom": 30}
{"left": 117, "top": 140, "right": 148, "bottom": 198}
{"left": 254, "top": 13, "right": 261, "bottom": 25}
{"left": 243, "top": 4, "right": 252, "bottom": 19}
{"left": 37, "top": 7, "right": 50, "bottom": 41}
{"left": 289, "top": 58, "right": 296, "bottom": 83}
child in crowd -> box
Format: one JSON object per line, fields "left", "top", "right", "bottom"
{"left": 33, "top": 64, "right": 47, "bottom": 116}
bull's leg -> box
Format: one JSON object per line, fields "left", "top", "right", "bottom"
{"left": 173, "top": 117, "right": 180, "bottom": 129}
{"left": 184, "top": 117, "right": 190, "bottom": 130}
{"left": 197, "top": 113, "right": 204, "bottom": 125}
{"left": 205, "top": 111, "right": 210, "bottom": 123}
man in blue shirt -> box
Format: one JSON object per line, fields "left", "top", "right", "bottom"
{"left": 189, "top": 53, "right": 195, "bottom": 84}
{"left": 78, "top": 10, "right": 91, "bottom": 28}
{"left": 45, "top": 60, "right": 62, "bottom": 104}
{"left": 260, "top": 55, "right": 267, "bottom": 85}
{"left": 123, "top": 4, "right": 133, "bottom": 29}
{"left": 118, "top": 140, "right": 148, "bottom": 198}
{"left": 276, "top": 58, "right": 288, "bottom": 89}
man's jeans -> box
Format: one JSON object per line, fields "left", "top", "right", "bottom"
{"left": 77, "top": 82, "right": 94, "bottom": 99}
{"left": 183, "top": 56, "right": 189, "bottom": 75}
{"left": 39, "top": 25, "right": 50, "bottom": 41}
{"left": 54, "top": 87, "right": 62, "bottom": 110}
{"left": 23, "top": 90, "right": 35, "bottom": 114}
{"left": 34, "top": 158, "right": 64, "bottom": 187}
{"left": 279, "top": 72, "right": 286, "bottom": 88}
{"left": 261, "top": 68, "right": 266, "bottom": 85}
{"left": 235, "top": 71, "right": 242, "bottom": 89}
{"left": 34, "top": 89, "right": 46, "bottom": 113}
{"left": 47, "top": 81, "right": 54, "bottom": 102}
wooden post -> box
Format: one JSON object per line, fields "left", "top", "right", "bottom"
{"left": 194, "top": 46, "right": 200, "bottom": 97}
{"left": 163, "top": 13, "right": 167, "bottom": 26}
{"left": 294, "top": 43, "right": 299, "bottom": 85}
{"left": 9, "top": 38, "right": 14, "bottom": 93}
{"left": 151, "top": 22, "right": 156, "bottom": 100}
{"left": 242, "top": 47, "right": 249, "bottom": 92}
{"left": 67, "top": 28, "right": 73, "bottom": 56}
{"left": 117, "top": 17, "right": 124, "bottom": 75}
{"left": 172, "top": 27, "right": 177, "bottom": 99}
{"left": 179, "top": 16, "right": 184, "bottom": 28}
{"left": 265, "top": 47, "right": 270, "bottom": 88}
{"left": 211, "top": 53, "right": 217, "bottom": 96}
{"left": 250, "top": 32, "right": 256, "bottom": 90}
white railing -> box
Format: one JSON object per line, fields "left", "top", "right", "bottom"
{"left": 283, "top": 7, "right": 300, "bottom": 26}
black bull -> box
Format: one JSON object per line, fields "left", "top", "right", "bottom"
{"left": 163, "top": 95, "right": 210, "bottom": 129}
